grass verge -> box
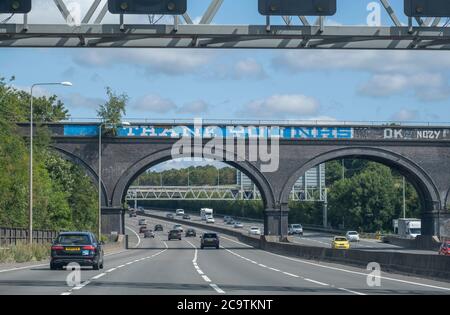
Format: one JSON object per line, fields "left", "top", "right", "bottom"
{"left": 0, "top": 243, "right": 50, "bottom": 263}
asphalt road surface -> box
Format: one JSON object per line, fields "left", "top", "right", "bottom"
{"left": 144, "top": 209, "right": 437, "bottom": 255}
{"left": 0, "top": 214, "right": 449, "bottom": 295}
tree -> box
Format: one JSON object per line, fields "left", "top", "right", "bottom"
{"left": 0, "top": 75, "right": 99, "bottom": 233}
{"left": 97, "top": 87, "right": 128, "bottom": 135}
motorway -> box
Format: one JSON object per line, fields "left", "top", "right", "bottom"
{"left": 0, "top": 214, "right": 449, "bottom": 295}
{"left": 144, "top": 209, "right": 437, "bottom": 255}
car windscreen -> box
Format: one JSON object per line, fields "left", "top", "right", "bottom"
{"left": 203, "top": 233, "right": 217, "bottom": 238}
{"left": 292, "top": 225, "right": 302, "bottom": 228}
{"left": 57, "top": 234, "right": 90, "bottom": 245}
{"left": 347, "top": 231, "right": 358, "bottom": 235}
{"left": 335, "top": 238, "right": 347, "bottom": 242}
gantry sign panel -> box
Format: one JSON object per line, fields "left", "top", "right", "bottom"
{"left": 0, "top": 0, "right": 450, "bottom": 49}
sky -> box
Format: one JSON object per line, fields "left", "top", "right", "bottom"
{"left": 1, "top": 0, "right": 450, "bottom": 126}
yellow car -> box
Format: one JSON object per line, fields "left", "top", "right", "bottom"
{"left": 331, "top": 236, "right": 350, "bottom": 249}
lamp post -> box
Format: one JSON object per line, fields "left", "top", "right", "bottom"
{"left": 98, "top": 121, "right": 130, "bottom": 239}
{"left": 29, "top": 81, "right": 72, "bottom": 244}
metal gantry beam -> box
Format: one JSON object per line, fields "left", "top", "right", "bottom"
{"left": 0, "top": 0, "right": 449, "bottom": 49}
{"left": 126, "top": 185, "right": 262, "bottom": 201}
{"left": 126, "top": 185, "right": 326, "bottom": 202}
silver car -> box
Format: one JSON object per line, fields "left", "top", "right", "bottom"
{"left": 346, "top": 231, "right": 360, "bottom": 242}
{"left": 233, "top": 222, "right": 244, "bottom": 228}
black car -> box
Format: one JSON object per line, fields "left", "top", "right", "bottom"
{"left": 185, "top": 228, "right": 196, "bottom": 237}
{"left": 129, "top": 211, "right": 137, "bottom": 218}
{"left": 50, "top": 232, "right": 104, "bottom": 270}
{"left": 200, "top": 233, "right": 219, "bottom": 249}
{"left": 154, "top": 224, "right": 163, "bottom": 232}
{"left": 168, "top": 229, "right": 182, "bottom": 241}
{"left": 166, "top": 213, "right": 174, "bottom": 219}
{"left": 182, "top": 214, "right": 191, "bottom": 220}
{"left": 144, "top": 230, "right": 155, "bottom": 238}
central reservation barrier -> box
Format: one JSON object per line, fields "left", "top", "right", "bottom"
{"left": 138, "top": 210, "right": 450, "bottom": 282}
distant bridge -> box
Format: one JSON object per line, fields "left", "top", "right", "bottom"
{"left": 126, "top": 185, "right": 326, "bottom": 202}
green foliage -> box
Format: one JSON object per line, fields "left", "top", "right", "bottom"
{"left": 326, "top": 161, "right": 421, "bottom": 232}
{"left": 0, "top": 76, "right": 98, "bottom": 235}
{"left": 133, "top": 165, "right": 236, "bottom": 186}
{"left": 97, "top": 87, "right": 128, "bottom": 135}
{"left": 0, "top": 243, "right": 50, "bottom": 263}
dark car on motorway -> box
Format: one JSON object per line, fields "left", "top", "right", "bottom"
{"left": 139, "top": 225, "right": 148, "bottom": 233}
{"left": 439, "top": 241, "right": 450, "bottom": 256}
{"left": 182, "top": 214, "right": 191, "bottom": 220}
{"left": 166, "top": 213, "right": 174, "bottom": 219}
{"left": 50, "top": 232, "right": 104, "bottom": 270}
{"left": 168, "top": 229, "right": 182, "bottom": 241}
{"left": 185, "top": 228, "right": 196, "bottom": 237}
{"left": 129, "top": 211, "right": 137, "bottom": 218}
{"left": 200, "top": 233, "right": 219, "bottom": 249}
{"left": 144, "top": 230, "right": 155, "bottom": 238}
{"left": 154, "top": 224, "right": 163, "bottom": 232}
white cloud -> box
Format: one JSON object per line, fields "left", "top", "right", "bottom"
{"left": 358, "top": 73, "right": 450, "bottom": 101}
{"left": 273, "top": 50, "right": 450, "bottom": 102}
{"left": 391, "top": 109, "right": 419, "bottom": 121}
{"left": 239, "top": 94, "right": 320, "bottom": 119}
{"left": 133, "top": 94, "right": 176, "bottom": 113}
{"left": 62, "top": 93, "right": 104, "bottom": 109}
{"left": 73, "top": 49, "right": 215, "bottom": 76}
{"left": 177, "top": 100, "right": 209, "bottom": 115}
{"left": 273, "top": 50, "right": 450, "bottom": 74}
{"left": 232, "top": 59, "right": 267, "bottom": 80}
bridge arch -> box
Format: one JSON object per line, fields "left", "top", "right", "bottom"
{"left": 111, "top": 147, "right": 276, "bottom": 211}
{"left": 280, "top": 147, "right": 441, "bottom": 216}
{"left": 51, "top": 146, "right": 108, "bottom": 206}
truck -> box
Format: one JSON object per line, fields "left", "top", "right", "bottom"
{"left": 200, "top": 208, "right": 213, "bottom": 220}
{"left": 396, "top": 218, "right": 421, "bottom": 239}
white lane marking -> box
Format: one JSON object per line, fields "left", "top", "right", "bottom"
{"left": 202, "top": 275, "right": 212, "bottom": 282}
{"left": 305, "top": 278, "right": 329, "bottom": 286}
{"left": 106, "top": 268, "right": 116, "bottom": 273}
{"left": 92, "top": 273, "right": 105, "bottom": 280}
{"left": 283, "top": 272, "right": 299, "bottom": 278}
{"left": 117, "top": 264, "right": 125, "bottom": 268}
{"left": 210, "top": 283, "right": 225, "bottom": 294}
{"left": 185, "top": 239, "right": 226, "bottom": 294}
{"left": 265, "top": 251, "right": 450, "bottom": 292}
{"left": 125, "top": 225, "right": 141, "bottom": 248}
{"left": 60, "top": 292, "right": 71, "bottom": 295}
{"left": 338, "top": 287, "right": 366, "bottom": 295}
{"left": 217, "top": 232, "right": 450, "bottom": 293}
{"left": 148, "top": 213, "right": 380, "bottom": 294}
{"left": 0, "top": 263, "right": 48, "bottom": 274}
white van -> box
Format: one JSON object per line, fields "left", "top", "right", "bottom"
{"left": 175, "top": 209, "right": 185, "bottom": 216}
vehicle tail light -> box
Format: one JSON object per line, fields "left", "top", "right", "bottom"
{"left": 82, "top": 245, "right": 96, "bottom": 250}
{"left": 51, "top": 245, "right": 64, "bottom": 251}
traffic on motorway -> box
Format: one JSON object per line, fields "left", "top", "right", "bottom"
{"left": 0, "top": 209, "right": 449, "bottom": 297}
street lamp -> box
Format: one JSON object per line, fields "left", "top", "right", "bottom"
{"left": 29, "top": 81, "right": 72, "bottom": 244}
{"left": 98, "top": 121, "right": 130, "bottom": 239}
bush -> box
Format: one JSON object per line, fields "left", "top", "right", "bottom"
{"left": 0, "top": 248, "right": 13, "bottom": 263}
{"left": 0, "top": 242, "right": 50, "bottom": 263}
